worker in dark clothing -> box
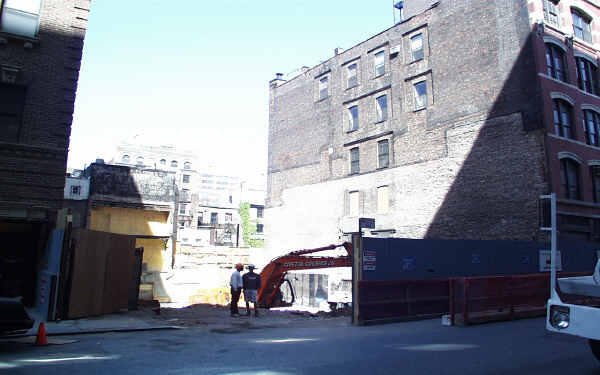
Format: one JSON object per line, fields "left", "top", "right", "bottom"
{"left": 242, "top": 264, "right": 261, "bottom": 317}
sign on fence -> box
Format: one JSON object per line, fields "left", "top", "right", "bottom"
{"left": 363, "top": 250, "right": 376, "bottom": 271}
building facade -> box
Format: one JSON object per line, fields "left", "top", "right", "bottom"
{"left": 0, "top": 0, "right": 91, "bottom": 308}
{"left": 267, "top": 0, "right": 600, "bottom": 256}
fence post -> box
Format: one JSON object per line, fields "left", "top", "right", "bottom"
{"left": 449, "top": 278, "right": 454, "bottom": 326}
{"left": 464, "top": 278, "right": 469, "bottom": 325}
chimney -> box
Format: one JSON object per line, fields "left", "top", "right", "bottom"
{"left": 334, "top": 47, "right": 344, "bottom": 55}
{"left": 301, "top": 66, "right": 309, "bottom": 74}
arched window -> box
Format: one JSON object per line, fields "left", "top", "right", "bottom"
{"left": 160, "top": 159, "right": 166, "bottom": 166}
{"left": 576, "top": 56, "right": 599, "bottom": 94}
{"left": 561, "top": 158, "right": 581, "bottom": 200}
{"left": 546, "top": 44, "right": 567, "bottom": 82}
{"left": 122, "top": 154, "right": 130, "bottom": 163}
{"left": 136, "top": 156, "right": 144, "bottom": 165}
{"left": 572, "top": 8, "right": 593, "bottom": 43}
{"left": 553, "top": 99, "right": 575, "bottom": 139}
{"left": 583, "top": 109, "right": 600, "bottom": 146}
{"left": 171, "top": 160, "right": 178, "bottom": 167}
{"left": 184, "top": 162, "right": 191, "bottom": 170}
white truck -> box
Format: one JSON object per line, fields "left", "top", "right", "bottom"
{"left": 544, "top": 194, "right": 600, "bottom": 361}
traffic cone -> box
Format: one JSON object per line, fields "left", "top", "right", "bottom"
{"left": 34, "top": 322, "right": 48, "bottom": 346}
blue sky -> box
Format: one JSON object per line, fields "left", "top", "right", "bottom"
{"left": 68, "top": 1, "right": 398, "bottom": 178}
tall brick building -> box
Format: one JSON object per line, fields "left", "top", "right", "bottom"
{"left": 266, "top": 0, "right": 600, "bottom": 256}
{"left": 0, "top": 1, "right": 91, "bottom": 307}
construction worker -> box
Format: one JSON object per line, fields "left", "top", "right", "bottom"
{"left": 243, "top": 264, "right": 261, "bottom": 316}
{"left": 230, "top": 263, "right": 244, "bottom": 317}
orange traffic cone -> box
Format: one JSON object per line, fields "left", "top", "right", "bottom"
{"left": 34, "top": 322, "right": 48, "bottom": 346}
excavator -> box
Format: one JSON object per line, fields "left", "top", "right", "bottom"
{"left": 257, "top": 242, "right": 353, "bottom": 308}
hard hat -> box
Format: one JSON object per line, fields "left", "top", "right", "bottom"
{"left": 235, "top": 263, "right": 243, "bottom": 270}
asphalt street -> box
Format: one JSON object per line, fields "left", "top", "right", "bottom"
{"left": 0, "top": 317, "right": 598, "bottom": 375}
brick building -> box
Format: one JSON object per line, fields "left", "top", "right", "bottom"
{"left": 0, "top": 0, "right": 90, "bottom": 310}
{"left": 266, "top": 0, "right": 600, "bottom": 256}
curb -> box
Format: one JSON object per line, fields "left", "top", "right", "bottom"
{"left": 44, "top": 325, "right": 185, "bottom": 336}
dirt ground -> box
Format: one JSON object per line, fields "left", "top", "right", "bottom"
{"left": 138, "top": 303, "right": 352, "bottom": 332}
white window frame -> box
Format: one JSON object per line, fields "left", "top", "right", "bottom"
{"left": 347, "top": 63, "right": 358, "bottom": 88}
{"left": 0, "top": 0, "right": 42, "bottom": 38}
{"left": 410, "top": 33, "right": 424, "bottom": 61}
{"left": 319, "top": 76, "right": 329, "bottom": 100}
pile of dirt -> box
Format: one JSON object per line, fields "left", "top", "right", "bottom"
{"left": 144, "top": 303, "right": 350, "bottom": 329}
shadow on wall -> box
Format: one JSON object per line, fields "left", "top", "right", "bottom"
{"left": 425, "top": 32, "right": 544, "bottom": 241}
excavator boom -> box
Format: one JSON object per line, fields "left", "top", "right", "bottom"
{"left": 257, "top": 242, "right": 352, "bottom": 308}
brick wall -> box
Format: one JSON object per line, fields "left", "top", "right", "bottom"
{"left": 267, "top": 0, "right": 547, "bottom": 256}
{"left": 0, "top": 0, "right": 91, "bottom": 219}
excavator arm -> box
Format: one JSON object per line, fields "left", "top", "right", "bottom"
{"left": 257, "top": 242, "right": 353, "bottom": 308}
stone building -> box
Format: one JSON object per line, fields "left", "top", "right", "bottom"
{"left": 267, "top": 0, "right": 600, "bottom": 256}
{"left": 0, "top": 0, "right": 91, "bottom": 309}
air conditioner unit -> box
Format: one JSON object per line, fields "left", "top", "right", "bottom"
{"left": 390, "top": 45, "right": 401, "bottom": 56}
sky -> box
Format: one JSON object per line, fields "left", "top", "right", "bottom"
{"left": 67, "top": 1, "right": 399, "bottom": 179}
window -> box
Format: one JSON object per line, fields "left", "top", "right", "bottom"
{"left": 572, "top": 9, "right": 592, "bottom": 43}
{"left": 543, "top": 0, "right": 560, "bottom": 27}
{"left": 583, "top": 110, "right": 600, "bottom": 146}
{"left": 256, "top": 224, "right": 264, "bottom": 234}
{"left": 319, "top": 76, "right": 329, "bottom": 100}
{"left": 560, "top": 158, "right": 580, "bottom": 200}
{"left": 71, "top": 186, "right": 81, "bottom": 196}
{"left": 410, "top": 34, "right": 424, "bottom": 61}
{"left": 545, "top": 44, "right": 567, "bottom": 82}
{"left": 376, "top": 95, "right": 388, "bottom": 122}
{"left": 210, "top": 212, "right": 218, "bottom": 225}
{"left": 197, "top": 212, "right": 204, "bottom": 226}
{"left": 122, "top": 155, "right": 130, "bottom": 163}
{"left": 414, "top": 81, "right": 427, "bottom": 110}
{"left": 160, "top": 159, "right": 166, "bottom": 166}
{"left": 347, "top": 63, "right": 358, "bottom": 88}
{"left": 349, "top": 191, "right": 359, "bottom": 217}
{"left": 181, "top": 189, "right": 189, "bottom": 201}
{"left": 593, "top": 166, "right": 600, "bottom": 203}
{"left": 576, "top": 57, "right": 599, "bottom": 95}
{"left": 377, "top": 186, "right": 389, "bottom": 214}
{"left": 256, "top": 207, "right": 264, "bottom": 218}
{"left": 350, "top": 147, "right": 360, "bottom": 174}
{"left": 136, "top": 156, "right": 144, "bottom": 166}
{"left": 553, "top": 99, "right": 574, "bottom": 139}
{"left": 0, "top": 0, "right": 42, "bottom": 38}
{"left": 224, "top": 229, "right": 232, "bottom": 242}
{"left": 0, "top": 83, "right": 26, "bottom": 142}
{"left": 225, "top": 213, "right": 232, "bottom": 222}
{"left": 348, "top": 105, "right": 359, "bottom": 131}
{"left": 184, "top": 162, "right": 191, "bottom": 170}
{"left": 378, "top": 140, "right": 390, "bottom": 168}
{"left": 374, "top": 51, "right": 385, "bottom": 77}
{"left": 179, "top": 204, "right": 188, "bottom": 215}
{"left": 182, "top": 174, "right": 190, "bottom": 183}
{"left": 171, "top": 160, "right": 178, "bottom": 167}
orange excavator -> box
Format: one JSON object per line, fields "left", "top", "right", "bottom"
{"left": 257, "top": 242, "right": 353, "bottom": 308}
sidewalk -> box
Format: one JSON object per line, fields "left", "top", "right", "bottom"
{"left": 24, "top": 309, "right": 183, "bottom": 337}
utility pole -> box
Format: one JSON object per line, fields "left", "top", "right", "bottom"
{"left": 171, "top": 177, "right": 179, "bottom": 269}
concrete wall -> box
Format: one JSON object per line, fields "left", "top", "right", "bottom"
{"left": 266, "top": 0, "right": 547, "bottom": 258}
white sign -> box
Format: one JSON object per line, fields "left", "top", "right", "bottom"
{"left": 539, "top": 250, "right": 562, "bottom": 272}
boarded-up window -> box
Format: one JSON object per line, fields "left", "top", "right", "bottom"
{"left": 349, "top": 191, "right": 359, "bottom": 217}
{"left": 377, "top": 186, "right": 389, "bottom": 214}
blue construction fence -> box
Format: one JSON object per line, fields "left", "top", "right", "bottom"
{"left": 361, "top": 236, "right": 598, "bottom": 281}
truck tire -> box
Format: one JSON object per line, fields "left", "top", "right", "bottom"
{"left": 588, "top": 339, "right": 600, "bottom": 362}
